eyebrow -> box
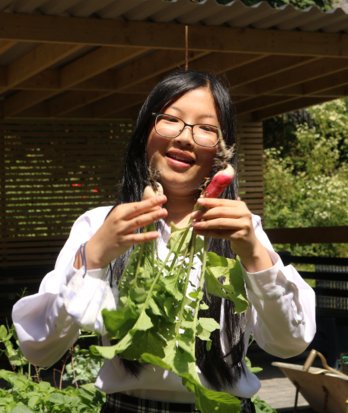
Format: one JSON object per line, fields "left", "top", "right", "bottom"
{"left": 169, "top": 106, "right": 217, "bottom": 122}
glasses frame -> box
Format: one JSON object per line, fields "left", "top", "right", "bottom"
{"left": 152, "top": 112, "right": 221, "bottom": 148}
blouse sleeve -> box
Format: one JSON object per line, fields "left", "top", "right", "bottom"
{"left": 12, "top": 206, "right": 116, "bottom": 368}
{"left": 243, "top": 215, "right": 316, "bottom": 358}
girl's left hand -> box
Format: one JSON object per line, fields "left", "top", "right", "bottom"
{"left": 192, "top": 198, "right": 273, "bottom": 272}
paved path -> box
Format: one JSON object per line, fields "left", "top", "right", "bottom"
{"left": 257, "top": 376, "right": 309, "bottom": 410}
{"left": 250, "top": 346, "right": 313, "bottom": 411}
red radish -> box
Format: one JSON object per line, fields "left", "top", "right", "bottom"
{"left": 202, "top": 164, "right": 234, "bottom": 198}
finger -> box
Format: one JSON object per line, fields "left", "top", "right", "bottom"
{"left": 121, "top": 230, "right": 162, "bottom": 246}
{"left": 128, "top": 196, "right": 167, "bottom": 219}
{"left": 127, "top": 208, "right": 168, "bottom": 233}
{"left": 113, "top": 196, "right": 167, "bottom": 220}
{"left": 193, "top": 217, "right": 242, "bottom": 232}
{"left": 196, "top": 197, "right": 231, "bottom": 207}
{"left": 194, "top": 206, "right": 242, "bottom": 222}
{"left": 192, "top": 227, "right": 230, "bottom": 239}
{"left": 195, "top": 197, "right": 243, "bottom": 210}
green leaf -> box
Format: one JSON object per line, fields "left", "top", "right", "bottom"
{"left": 133, "top": 311, "right": 153, "bottom": 331}
{"left": 11, "top": 406, "right": 34, "bottom": 413}
{"left": 205, "top": 252, "right": 248, "bottom": 313}
{"left": 168, "top": 223, "right": 193, "bottom": 255}
{"left": 161, "top": 276, "right": 184, "bottom": 300}
{"left": 196, "top": 317, "right": 220, "bottom": 343}
{"left": 102, "top": 307, "right": 137, "bottom": 339}
{"left": 193, "top": 381, "right": 241, "bottom": 413}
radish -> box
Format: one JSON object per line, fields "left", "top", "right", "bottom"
{"left": 142, "top": 182, "right": 164, "bottom": 200}
{"left": 202, "top": 164, "right": 234, "bottom": 198}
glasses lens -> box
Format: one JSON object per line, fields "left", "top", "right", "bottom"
{"left": 155, "top": 114, "right": 183, "bottom": 138}
{"left": 193, "top": 125, "right": 219, "bottom": 147}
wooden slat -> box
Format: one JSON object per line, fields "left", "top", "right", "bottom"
{"left": 0, "top": 120, "right": 131, "bottom": 239}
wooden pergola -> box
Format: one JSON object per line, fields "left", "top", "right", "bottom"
{"left": 1, "top": 0, "right": 348, "bottom": 245}
{"left": 1, "top": 1, "right": 348, "bottom": 121}
{"left": 0, "top": 0, "right": 347, "bottom": 343}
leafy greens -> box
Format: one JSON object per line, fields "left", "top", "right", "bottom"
{"left": 92, "top": 223, "right": 249, "bottom": 413}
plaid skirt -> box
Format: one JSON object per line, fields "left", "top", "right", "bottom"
{"left": 100, "top": 392, "right": 255, "bottom": 413}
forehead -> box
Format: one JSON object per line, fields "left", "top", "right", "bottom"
{"left": 164, "top": 87, "right": 218, "bottom": 119}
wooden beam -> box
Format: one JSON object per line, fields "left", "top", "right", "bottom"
{"left": 0, "top": 40, "right": 16, "bottom": 54}
{"left": 59, "top": 46, "right": 146, "bottom": 88}
{"left": 251, "top": 96, "right": 328, "bottom": 120}
{"left": 15, "top": 53, "right": 264, "bottom": 108}
{"left": 20, "top": 68, "right": 109, "bottom": 91}
{"left": 3, "top": 47, "right": 146, "bottom": 117}
{"left": 232, "top": 57, "right": 348, "bottom": 97}
{"left": 0, "top": 67, "right": 6, "bottom": 87}
{"left": 1, "top": 12, "right": 348, "bottom": 57}
{"left": 277, "top": 67, "right": 348, "bottom": 97}
{"left": 65, "top": 93, "right": 145, "bottom": 119}
{"left": 18, "top": 69, "right": 59, "bottom": 91}
{"left": 225, "top": 56, "right": 319, "bottom": 87}
{"left": 187, "top": 52, "right": 266, "bottom": 74}
{"left": 2, "top": 44, "right": 83, "bottom": 91}
{"left": 17, "top": 93, "right": 145, "bottom": 119}
{"left": 16, "top": 52, "right": 263, "bottom": 93}
{"left": 236, "top": 96, "right": 291, "bottom": 115}
{"left": 46, "top": 91, "right": 110, "bottom": 116}
{"left": 18, "top": 52, "right": 192, "bottom": 93}
{"left": 3, "top": 90, "right": 62, "bottom": 119}
{"left": 101, "top": 49, "right": 208, "bottom": 92}
{"left": 22, "top": 49, "right": 207, "bottom": 117}
{"left": 312, "top": 84, "right": 348, "bottom": 97}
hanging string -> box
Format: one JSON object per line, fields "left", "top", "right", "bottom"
{"left": 184, "top": 25, "right": 189, "bottom": 71}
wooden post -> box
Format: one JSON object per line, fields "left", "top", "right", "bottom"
{"left": 236, "top": 121, "right": 264, "bottom": 217}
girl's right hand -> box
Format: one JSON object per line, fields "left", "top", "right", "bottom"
{"left": 78, "top": 195, "right": 167, "bottom": 270}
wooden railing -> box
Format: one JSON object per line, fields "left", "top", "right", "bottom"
{"left": 266, "top": 226, "right": 348, "bottom": 365}
{"left": 0, "top": 237, "right": 66, "bottom": 323}
{"left": 279, "top": 253, "right": 348, "bottom": 317}
{"left": 266, "top": 226, "right": 348, "bottom": 244}
{"left": 1, "top": 227, "right": 347, "bottom": 324}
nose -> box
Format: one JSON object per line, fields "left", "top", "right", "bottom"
{"left": 173, "top": 125, "right": 195, "bottom": 147}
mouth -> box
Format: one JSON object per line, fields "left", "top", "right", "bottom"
{"left": 166, "top": 151, "right": 195, "bottom": 166}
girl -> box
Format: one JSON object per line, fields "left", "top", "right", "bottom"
{"left": 12, "top": 70, "right": 316, "bottom": 413}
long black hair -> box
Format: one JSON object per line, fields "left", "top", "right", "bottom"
{"left": 112, "top": 69, "right": 246, "bottom": 390}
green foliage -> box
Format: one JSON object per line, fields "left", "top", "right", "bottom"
{"left": 0, "top": 371, "right": 104, "bottom": 413}
{"left": 252, "top": 396, "right": 278, "bottom": 413}
{"left": 0, "top": 324, "right": 28, "bottom": 372}
{"left": 62, "top": 344, "right": 104, "bottom": 386}
{"left": 239, "top": 0, "right": 334, "bottom": 10}
{"left": 264, "top": 98, "right": 348, "bottom": 256}
{"left": 244, "top": 357, "right": 277, "bottom": 412}
{"left": 201, "top": 0, "right": 336, "bottom": 11}
{"left": 0, "top": 324, "right": 105, "bottom": 412}
{"left": 93, "top": 224, "right": 248, "bottom": 413}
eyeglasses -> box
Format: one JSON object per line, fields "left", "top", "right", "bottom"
{"left": 152, "top": 112, "right": 221, "bottom": 148}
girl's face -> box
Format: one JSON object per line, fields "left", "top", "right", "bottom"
{"left": 146, "top": 87, "right": 219, "bottom": 199}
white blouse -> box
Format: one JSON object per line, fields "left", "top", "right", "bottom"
{"left": 12, "top": 206, "right": 316, "bottom": 401}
